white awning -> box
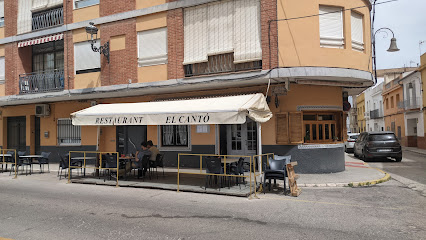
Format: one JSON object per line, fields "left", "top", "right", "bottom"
{"left": 71, "top": 93, "right": 272, "bottom": 126}
{"left": 18, "top": 33, "right": 63, "bottom": 48}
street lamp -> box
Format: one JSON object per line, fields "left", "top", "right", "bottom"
{"left": 372, "top": 27, "right": 400, "bottom": 83}
{"left": 85, "top": 22, "right": 110, "bottom": 64}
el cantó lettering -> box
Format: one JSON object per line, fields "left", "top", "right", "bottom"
{"left": 95, "top": 116, "right": 144, "bottom": 125}
{"left": 165, "top": 114, "right": 210, "bottom": 124}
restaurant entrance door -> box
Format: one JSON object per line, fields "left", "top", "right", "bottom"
{"left": 7, "top": 117, "right": 27, "bottom": 152}
{"left": 116, "top": 126, "right": 147, "bottom": 155}
{"left": 226, "top": 118, "right": 257, "bottom": 156}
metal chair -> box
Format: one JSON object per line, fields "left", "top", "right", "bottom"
{"left": 39, "top": 152, "right": 51, "bottom": 173}
{"left": 58, "top": 153, "right": 80, "bottom": 180}
{"left": 150, "top": 153, "right": 165, "bottom": 179}
{"left": 230, "top": 157, "right": 246, "bottom": 189}
{"left": 205, "top": 156, "right": 223, "bottom": 190}
{"left": 104, "top": 154, "right": 118, "bottom": 182}
{"left": 17, "top": 151, "right": 31, "bottom": 175}
{"left": 263, "top": 156, "right": 291, "bottom": 195}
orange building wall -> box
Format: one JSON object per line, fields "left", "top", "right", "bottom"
{"left": 277, "top": 0, "right": 371, "bottom": 71}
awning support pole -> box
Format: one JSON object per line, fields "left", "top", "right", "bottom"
{"left": 257, "top": 122, "right": 262, "bottom": 182}
{"left": 96, "top": 126, "right": 100, "bottom": 151}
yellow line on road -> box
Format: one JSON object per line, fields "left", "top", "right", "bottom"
{"left": 260, "top": 195, "right": 401, "bottom": 210}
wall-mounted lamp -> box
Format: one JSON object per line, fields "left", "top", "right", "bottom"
{"left": 86, "top": 22, "right": 110, "bottom": 64}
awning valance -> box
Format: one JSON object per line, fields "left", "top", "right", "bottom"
{"left": 18, "top": 33, "right": 64, "bottom": 48}
{"left": 71, "top": 93, "right": 272, "bottom": 126}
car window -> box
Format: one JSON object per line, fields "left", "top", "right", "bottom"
{"left": 349, "top": 135, "right": 359, "bottom": 140}
{"left": 356, "top": 134, "right": 364, "bottom": 142}
{"left": 369, "top": 134, "right": 397, "bottom": 141}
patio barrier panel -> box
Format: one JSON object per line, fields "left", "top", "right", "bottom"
{"left": 68, "top": 151, "right": 120, "bottom": 187}
{"left": 0, "top": 149, "right": 17, "bottom": 179}
{"left": 177, "top": 153, "right": 259, "bottom": 198}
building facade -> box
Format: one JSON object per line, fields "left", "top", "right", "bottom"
{"left": 421, "top": 53, "right": 426, "bottom": 149}
{"left": 356, "top": 92, "right": 365, "bottom": 132}
{"left": 0, "top": 0, "right": 373, "bottom": 173}
{"left": 382, "top": 72, "right": 405, "bottom": 144}
{"left": 365, "top": 82, "right": 384, "bottom": 132}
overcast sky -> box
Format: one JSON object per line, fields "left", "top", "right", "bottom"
{"left": 374, "top": 0, "right": 426, "bottom": 69}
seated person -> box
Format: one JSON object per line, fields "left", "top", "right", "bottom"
{"left": 147, "top": 140, "right": 160, "bottom": 163}
{"left": 133, "top": 141, "right": 151, "bottom": 176}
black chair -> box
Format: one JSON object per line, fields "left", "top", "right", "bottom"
{"left": 263, "top": 156, "right": 291, "bottom": 195}
{"left": 17, "top": 151, "right": 31, "bottom": 175}
{"left": 205, "top": 156, "right": 223, "bottom": 190}
{"left": 58, "top": 153, "right": 80, "bottom": 180}
{"left": 3, "top": 151, "right": 15, "bottom": 172}
{"left": 9, "top": 151, "right": 24, "bottom": 175}
{"left": 39, "top": 152, "right": 51, "bottom": 173}
{"left": 104, "top": 154, "right": 118, "bottom": 182}
{"left": 230, "top": 157, "right": 246, "bottom": 189}
{"left": 151, "top": 153, "right": 165, "bottom": 179}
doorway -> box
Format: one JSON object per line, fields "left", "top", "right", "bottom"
{"left": 116, "top": 126, "right": 147, "bottom": 155}
{"left": 226, "top": 119, "right": 257, "bottom": 156}
{"left": 35, "top": 117, "right": 41, "bottom": 154}
{"left": 7, "top": 117, "right": 26, "bottom": 152}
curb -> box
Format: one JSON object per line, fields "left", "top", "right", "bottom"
{"left": 348, "top": 168, "right": 391, "bottom": 187}
{"left": 298, "top": 167, "right": 392, "bottom": 188}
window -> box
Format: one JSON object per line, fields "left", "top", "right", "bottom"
{"left": 386, "top": 99, "right": 389, "bottom": 109}
{"left": 161, "top": 125, "right": 189, "bottom": 147}
{"left": 396, "top": 94, "right": 400, "bottom": 105}
{"left": 391, "top": 96, "right": 394, "bottom": 108}
{"left": 0, "top": 56, "right": 4, "bottom": 84}
{"left": 57, "top": 119, "right": 81, "bottom": 145}
{"left": 74, "top": 41, "right": 101, "bottom": 74}
{"left": 137, "top": 27, "right": 168, "bottom": 67}
{"left": 75, "top": 0, "right": 99, "bottom": 9}
{"left": 319, "top": 5, "right": 344, "bottom": 48}
{"left": 351, "top": 12, "right": 364, "bottom": 51}
{"left": 183, "top": 0, "right": 261, "bottom": 65}
{"left": 303, "top": 112, "right": 339, "bottom": 143}
{"left": 0, "top": 0, "right": 4, "bottom": 27}
{"left": 33, "top": 40, "right": 64, "bottom": 72}
{"left": 276, "top": 113, "right": 289, "bottom": 144}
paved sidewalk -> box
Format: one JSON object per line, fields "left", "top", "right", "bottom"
{"left": 402, "top": 146, "right": 426, "bottom": 156}
{"left": 297, "top": 154, "right": 389, "bottom": 187}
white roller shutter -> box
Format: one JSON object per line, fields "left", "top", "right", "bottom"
{"left": 138, "top": 27, "right": 168, "bottom": 67}
{"left": 0, "top": 0, "right": 4, "bottom": 18}
{"left": 74, "top": 41, "right": 101, "bottom": 73}
{"left": 0, "top": 57, "right": 5, "bottom": 84}
{"left": 31, "top": 0, "right": 49, "bottom": 11}
{"left": 319, "top": 6, "right": 344, "bottom": 48}
{"left": 234, "top": 0, "right": 262, "bottom": 63}
{"left": 18, "top": 0, "right": 32, "bottom": 34}
{"left": 183, "top": 5, "right": 208, "bottom": 64}
{"left": 207, "top": 0, "right": 234, "bottom": 55}
{"left": 351, "top": 12, "right": 364, "bottom": 51}
{"left": 47, "top": 0, "right": 63, "bottom": 8}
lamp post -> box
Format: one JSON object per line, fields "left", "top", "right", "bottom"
{"left": 85, "top": 22, "right": 110, "bottom": 64}
{"left": 372, "top": 27, "right": 400, "bottom": 83}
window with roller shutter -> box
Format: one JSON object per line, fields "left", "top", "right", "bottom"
{"left": 319, "top": 5, "right": 344, "bottom": 48}
{"left": 289, "top": 112, "right": 303, "bottom": 143}
{"left": 351, "top": 12, "right": 364, "bottom": 51}
{"left": 276, "top": 113, "right": 289, "bottom": 144}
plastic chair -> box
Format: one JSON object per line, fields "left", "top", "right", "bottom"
{"left": 205, "top": 156, "right": 223, "bottom": 190}
{"left": 39, "top": 152, "right": 51, "bottom": 173}
{"left": 263, "top": 155, "right": 291, "bottom": 195}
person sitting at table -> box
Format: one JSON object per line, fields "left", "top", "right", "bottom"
{"left": 147, "top": 140, "right": 160, "bottom": 163}
{"left": 133, "top": 141, "right": 151, "bottom": 177}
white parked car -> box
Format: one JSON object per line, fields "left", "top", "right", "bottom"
{"left": 345, "top": 133, "right": 360, "bottom": 153}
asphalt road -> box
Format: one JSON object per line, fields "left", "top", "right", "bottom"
{"left": 1, "top": 164, "right": 425, "bottom": 240}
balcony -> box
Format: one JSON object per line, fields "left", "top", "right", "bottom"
{"left": 370, "top": 109, "right": 383, "bottom": 119}
{"left": 32, "top": 7, "right": 63, "bottom": 31}
{"left": 398, "top": 97, "right": 422, "bottom": 110}
{"left": 19, "top": 69, "right": 64, "bottom": 94}
{"left": 184, "top": 53, "right": 262, "bottom": 77}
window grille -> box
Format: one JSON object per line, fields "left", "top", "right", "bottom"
{"left": 32, "top": 7, "right": 63, "bottom": 31}
{"left": 57, "top": 119, "right": 81, "bottom": 145}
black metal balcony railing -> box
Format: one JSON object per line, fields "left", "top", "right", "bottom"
{"left": 184, "top": 53, "right": 262, "bottom": 77}
{"left": 32, "top": 7, "right": 63, "bottom": 31}
{"left": 19, "top": 69, "right": 64, "bottom": 94}
{"left": 370, "top": 109, "right": 383, "bottom": 119}
{"left": 398, "top": 97, "right": 422, "bottom": 110}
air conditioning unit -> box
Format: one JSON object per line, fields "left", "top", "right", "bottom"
{"left": 35, "top": 104, "right": 50, "bottom": 117}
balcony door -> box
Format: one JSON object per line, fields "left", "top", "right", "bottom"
{"left": 32, "top": 40, "right": 64, "bottom": 73}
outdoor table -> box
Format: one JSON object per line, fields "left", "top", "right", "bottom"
{"left": 0, "top": 154, "right": 13, "bottom": 172}
{"left": 71, "top": 157, "right": 97, "bottom": 177}
{"left": 20, "top": 155, "right": 43, "bottom": 174}
{"left": 119, "top": 157, "right": 137, "bottom": 179}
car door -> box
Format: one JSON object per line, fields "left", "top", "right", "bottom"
{"left": 354, "top": 133, "right": 364, "bottom": 155}
{"left": 359, "top": 133, "right": 368, "bottom": 153}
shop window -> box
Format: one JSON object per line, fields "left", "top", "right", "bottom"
{"left": 57, "top": 119, "right": 81, "bottom": 145}
{"left": 303, "top": 112, "right": 339, "bottom": 143}
{"left": 161, "top": 125, "right": 189, "bottom": 147}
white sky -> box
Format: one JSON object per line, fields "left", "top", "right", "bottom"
{"left": 374, "top": 0, "right": 426, "bottom": 69}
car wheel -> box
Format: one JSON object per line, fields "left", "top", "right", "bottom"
{"left": 395, "top": 157, "right": 402, "bottom": 162}
{"left": 362, "top": 150, "right": 368, "bottom": 162}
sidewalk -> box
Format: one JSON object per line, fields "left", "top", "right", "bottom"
{"left": 297, "top": 154, "right": 390, "bottom": 187}
{"left": 402, "top": 146, "right": 426, "bottom": 156}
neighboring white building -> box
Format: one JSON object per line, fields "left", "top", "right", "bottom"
{"left": 365, "top": 82, "right": 385, "bottom": 132}
{"left": 399, "top": 71, "right": 424, "bottom": 147}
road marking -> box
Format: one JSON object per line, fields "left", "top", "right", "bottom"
{"left": 260, "top": 195, "right": 402, "bottom": 210}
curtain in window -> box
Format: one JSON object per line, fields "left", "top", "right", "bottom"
{"left": 351, "top": 12, "right": 364, "bottom": 51}
{"left": 176, "top": 126, "right": 188, "bottom": 146}
{"left": 162, "top": 125, "right": 174, "bottom": 146}
{"left": 138, "top": 28, "right": 168, "bottom": 67}
{"left": 74, "top": 41, "right": 100, "bottom": 73}
{"left": 319, "top": 6, "right": 344, "bottom": 48}
{"left": 0, "top": 57, "right": 4, "bottom": 83}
